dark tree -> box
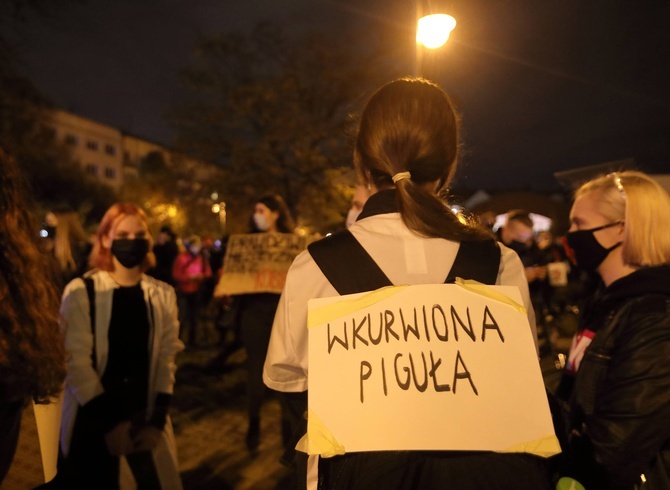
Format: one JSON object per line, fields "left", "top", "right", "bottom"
{"left": 170, "top": 23, "right": 394, "bottom": 234}
{"left": 119, "top": 151, "right": 226, "bottom": 237}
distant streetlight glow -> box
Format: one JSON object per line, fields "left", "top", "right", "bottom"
{"left": 417, "top": 14, "right": 456, "bottom": 49}
{"left": 213, "top": 201, "right": 226, "bottom": 232}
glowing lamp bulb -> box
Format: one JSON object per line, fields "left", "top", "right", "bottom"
{"left": 417, "top": 14, "right": 456, "bottom": 49}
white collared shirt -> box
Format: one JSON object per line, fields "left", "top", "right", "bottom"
{"left": 263, "top": 212, "right": 537, "bottom": 393}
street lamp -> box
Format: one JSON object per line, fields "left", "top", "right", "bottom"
{"left": 415, "top": 4, "right": 456, "bottom": 76}
{"left": 417, "top": 14, "right": 456, "bottom": 49}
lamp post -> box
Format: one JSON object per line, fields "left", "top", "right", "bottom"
{"left": 415, "top": 3, "right": 456, "bottom": 76}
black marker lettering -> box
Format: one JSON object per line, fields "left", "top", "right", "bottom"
{"left": 368, "top": 313, "right": 383, "bottom": 345}
{"left": 394, "top": 353, "right": 410, "bottom": 390}
{"left": 353, "top": 315, "right": 369, "bottom": 349}
{"left": 327, "top": 322, "right": 349, "bottom": 354}
{"left": 409, "top": 352, "right": 428, "bottom": 392}
{"left": 432, "top": 305, "right": 449, "bottom": 341}
{"left": 453, "top": 350, "right": 478, "bottom": 395}
{"left": 360, "top": 360, "right": 372, "bottom": 403}
{"left": 429, "top": 351, "right": 451, "bottom": 392}
{"left": 384, "top": 310, "right": 400, "bottom": 342}
{"left": 481, "top": 305, "right": 505, "bottom": 343}
{"left": 451, "top": 306, "right": 475, "bottom": 342}
{"left": 400, "top": 307, "right": 420, "bottom": 342}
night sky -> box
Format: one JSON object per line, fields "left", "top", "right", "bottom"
{"left": 5, "top": 0, "right": 670, "bottom": 191}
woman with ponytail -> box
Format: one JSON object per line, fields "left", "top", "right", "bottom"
{"left": 263, "top": 78, "right": 546, "bottom": 488}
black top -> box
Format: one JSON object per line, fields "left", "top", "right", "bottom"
{"left": 101, "top": 283, "right": 150, "bottom": 425}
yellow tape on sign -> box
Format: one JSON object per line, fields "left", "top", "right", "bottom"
{"left": 302, "top": 409, "right": 346, "bottom": 457}
{"left": 502, "top": 433, "right": 562, "bottom": 458}
{"left": 455, "top": 278, "right": 526, "bottom": 315}
{"left": 308, "top": 285, "right": 408, "bottom": 329}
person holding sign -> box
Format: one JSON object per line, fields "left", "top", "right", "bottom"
{"left": 263, "top": 79, "right": 549, "bottom": 488}
{"left": 235, "top": 194, "right": 298, "bottom": 453}
{"left": 555, "top": 171, "right": 670, "bottom": 489}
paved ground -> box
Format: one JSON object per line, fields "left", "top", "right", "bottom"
{"left": 172, "top": 312, "right": 574, "bottom": 489}
{"left": 172, "top": 344, "right": 294, "bottom": 490}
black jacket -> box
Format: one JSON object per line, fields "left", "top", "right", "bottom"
{"left": 559, "top": 266, "right": 670, "bottom": 489}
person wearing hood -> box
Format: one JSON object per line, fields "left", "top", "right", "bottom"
{"left": 555, "top": 171, "right": 670, "bottom": 489}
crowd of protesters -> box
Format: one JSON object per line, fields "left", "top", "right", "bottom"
{"left": 1, "top": 77, "right": 669, "bottom": 490}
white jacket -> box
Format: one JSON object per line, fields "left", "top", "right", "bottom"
{"left": 263, "top": 211, "right": 538, "bottom": 393}
{"left": 59, "top": 270, "right": 184, "bottom": 489}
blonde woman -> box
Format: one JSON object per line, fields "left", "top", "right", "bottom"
{"left": 557, "top": 171, "right": 670, "bottom": 489}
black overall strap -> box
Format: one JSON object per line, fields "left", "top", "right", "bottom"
{"left": 307, "top": 231, "right": 392, "bottom": 295}
{"left": 308, "top": 231, "right": 501, "bottom": 295}
{"left": 83, "top": 276, "right": 97, "bottom": 370}
{"left": 445, "top": 239, "right": 500, "bottom": 285}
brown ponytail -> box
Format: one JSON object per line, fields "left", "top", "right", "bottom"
{"left": 355, "top": 78, "right": 491, "bottom": 242}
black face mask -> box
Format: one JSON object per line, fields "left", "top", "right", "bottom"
{"left": 564, "top": 222, "right": 622, "bottom": 271}
{"left": 111, "top": 238, "right": 149, "bottom": 269}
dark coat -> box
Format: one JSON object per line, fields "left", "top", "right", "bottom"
{"left": 559, "top": 265, "right": 670, "bottom": 489}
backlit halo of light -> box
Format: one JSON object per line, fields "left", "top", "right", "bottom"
{"left": 417, "top": 14, "right": 457, "bottom": 49}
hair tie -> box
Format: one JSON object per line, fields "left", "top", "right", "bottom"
{"left": 392, "top": 171, "right": 411, "bottom": 183}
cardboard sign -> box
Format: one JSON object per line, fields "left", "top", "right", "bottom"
{"left": 214, "top": 233, "right": 313, "bottom": 295}
{"left": 306, "top": 282, "right": 560, "bottom": 458}
{"left": 33, "top": 396, "right": 62, "bottom": 482}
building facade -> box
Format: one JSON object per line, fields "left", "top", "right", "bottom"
{"left": 48, "top": 109, "right": 124, "bottom": 189}
{"left": 46, "top": 108, "right": 217, "bottom": 191}
{"left": 46, "top": 108, "right": 226, "bottom": 235}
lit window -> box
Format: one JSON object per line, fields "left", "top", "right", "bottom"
{"left": 85, "top": 163, "right": 99, "bottom": 176}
